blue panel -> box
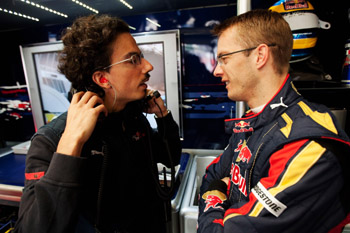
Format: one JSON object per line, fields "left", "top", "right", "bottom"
{"left": 0, "top": 153, "right": 25, "bottom": 186}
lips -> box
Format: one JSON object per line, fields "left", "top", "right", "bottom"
{"left": 140, "top": 75, "right": 150, "bottom": 88}
{"left": 222, "top": 80, "right": 229, "bottom": 88}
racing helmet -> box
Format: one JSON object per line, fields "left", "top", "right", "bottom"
{"left": 269, "top": 0, "right": 331, "bottom": 60}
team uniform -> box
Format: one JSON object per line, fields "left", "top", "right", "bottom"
{"left": 14, "top": 101, "right": 181, "bottom": 233}
{"left": 198, "top": 75, "right": 350, "bottom": 233}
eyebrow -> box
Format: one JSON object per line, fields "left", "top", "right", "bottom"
{"left": 217, "top": 52, "right": 228, "bottom": 58}
{"left": 122, "top": 51, "right": 140, "bottom": 59}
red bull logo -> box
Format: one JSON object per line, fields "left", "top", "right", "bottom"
{"left": 233, "top": 121, "right": 253, "bottom": 133}
{"left": 284, "top": 0, "right": 309, "bottom": 11}
{"left": 230, "top": 163, "right": 247, "bottom": 196}
{"left": 203, "top": 194, "right": 225, "bottom": 212}
{"left": 234, "top": 140, "right": 252, "bottom": 164}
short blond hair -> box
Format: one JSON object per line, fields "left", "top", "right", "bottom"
{"left": 213, "top": 9, "right": 293, "bottom": 75}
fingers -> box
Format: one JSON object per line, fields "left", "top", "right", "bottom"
{"left": 70, "top": 91, "right": 85, "bottom": 104}
{"left": 71, "top": 91, "right": 102, "bottom": 106}
{"left": 70, "top": 91, "right": 107, "bottom": 116}
{"left": 95, "top": 103, "right": 108, "bottom": 117}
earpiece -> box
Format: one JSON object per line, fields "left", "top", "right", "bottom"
{"left": 100, "top": 77, "right": 108, "bottom": 83}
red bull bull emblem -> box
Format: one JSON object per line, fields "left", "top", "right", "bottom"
{"left": 234, "top": 139, "right": 252, "bottom": 164}
{"left": 233, "top": 120, "right": 253, "bottom": 133}
{"left": 202, "top": 191, "right": 227, "bottom": 212}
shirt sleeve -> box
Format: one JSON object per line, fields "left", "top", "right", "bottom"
{"left": 14, "top": 134, "right": 87, "bottom": 233}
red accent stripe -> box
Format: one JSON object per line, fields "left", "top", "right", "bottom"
{"left": 227, "top": 179, "right": 231, "bottom": 197}
{"left": 25, "top": 171, "right": 45, "bottom": 180}
{"left": 1, "top": 89, "right": 27, "bottom": 94}
{"left": 328, "top": 213, "right": 350, "bottom": 233}
{"left": 206, "top": 154, "right": 222, "bottom": 171}
{"left": 321, "top": 136, "right": 350, "bottom": 147}
{"left": 224, "top": 139, "right": 308, "bottom": 217}
{"left": 213, "top": 219, "right": 224, "bottom": 226}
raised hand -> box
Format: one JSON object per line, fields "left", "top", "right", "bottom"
{"left": 56, "top": 91, "right": 108, "bottom": 157}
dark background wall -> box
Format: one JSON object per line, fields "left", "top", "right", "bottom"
{"left": 1, "top": 1, "right": 349, "bottom": 148}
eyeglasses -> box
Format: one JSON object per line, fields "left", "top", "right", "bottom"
{"left": 217, "top": 43, "right": 276, "bottom": 66}
{"left": 103, "top": 53, "right": 144, "bottom": 70}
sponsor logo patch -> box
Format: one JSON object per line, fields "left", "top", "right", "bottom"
{"left": 202, "top": 190, "right": 227, "bottom": 212}
{"left": 234, "top": 139, "right": 252, "bottom": 164}
{"left": 230, "top": 163, "right": 247, "bottom": 196}
{"left": 233, "top": 121, "right": 253, "bottom": 133}
{"left": 284, "top": 0, "right": 308, "bottom": 10}
{"left": 251, "top": 182, "right": 287, "bottom": 217}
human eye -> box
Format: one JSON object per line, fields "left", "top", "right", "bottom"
{"left": 133, "top": 53, "right": 143, "bottom": 65}
{"left": 221, "top": 56, "right": 229, "bottom": 64}
{"left": 130, "top": 54, "right": 143, "bottom": 65}
{"left": 217, "top": 56, "right": 228, "bottom": 65}
{"left": 127, "top": 55, "right": 136, "bottom": 64}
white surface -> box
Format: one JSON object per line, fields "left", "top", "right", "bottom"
{"left": 11, "top": 140, "right": 31, "bottom": 154}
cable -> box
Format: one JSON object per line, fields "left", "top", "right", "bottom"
{"left": 153, "top": 100, "right": 176, "bottom": 199}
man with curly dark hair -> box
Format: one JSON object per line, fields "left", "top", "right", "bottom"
{"left": 14, "top": 15, "right": 181, "bottom": 233}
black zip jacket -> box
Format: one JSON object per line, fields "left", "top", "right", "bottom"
{"left": 14, "top": 101, "right": 182, "bottom": 233}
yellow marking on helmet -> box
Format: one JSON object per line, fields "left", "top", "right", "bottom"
{"left": 293, "top": 37, "right": 317, "bottom": 49}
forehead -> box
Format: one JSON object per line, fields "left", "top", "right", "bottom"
{"left": 217, "top": 26, "right": 241, "bottom": 54}
{"left": 110, "top": 33, "right": 140, "bottom": 58}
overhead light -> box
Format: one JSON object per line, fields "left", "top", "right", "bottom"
{"left": 20, "top": 0, "right": 68, "bottom": 18}
{"left": 0, "top": 7, "right": 39, "bottom": 21}
{"left": 128, "top": 25, "right": 136, "bottom": 30}
{"left": 72, "top": 0, "right": 99, "bottom": 14}
{"left": 120, "top": 0, "right": 133, "bottom": 10}
{"left": 146, "top": 17, "right": 161, "bottom": 27}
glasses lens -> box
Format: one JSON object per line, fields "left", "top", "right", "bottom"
{"left": 131, "top": 53, "right": 143, "bottom": 65}
{"left": 217, "top": 57, "right": 223, "bottom": 66}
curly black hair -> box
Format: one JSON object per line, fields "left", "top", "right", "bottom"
{"left": 58, "top": 14, "right": 130, "bottom": 97}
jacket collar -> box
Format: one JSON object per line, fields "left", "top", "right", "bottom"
{"left": 225, "top": 74, "right": 302, "bottom": 134}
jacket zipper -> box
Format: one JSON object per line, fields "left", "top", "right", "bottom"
{"left": 95, "top": 141, "right": 109, "bottom": 233}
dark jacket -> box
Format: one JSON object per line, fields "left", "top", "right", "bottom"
{"left": 14, "top": 101, "right": 181, "bottom": 233}
{"left": 198, "top": 75, "right": 350, "bottom": 233}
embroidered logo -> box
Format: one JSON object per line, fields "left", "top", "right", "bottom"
{"left": 202, "top": 190, "right": 227, "bottom": 212}
{"left": 234, "top": 139, "right": 252, "bottom": 164}
{"left": 230, "top": 163, "right": 247, "bottom": 196}
{"left": 91, "top": 150, "right": 104, "bottom": 156}
{"left": 270, "top": 97, "right": 288, "bottom": 110}
{"left": 251, "top": 182, "right": 287, "bottom": 217}
{"left": 132, "top": 131, "right": 146, "bottom": 141}
{"left": 233, "top": 121, "right": 253, "bottom": 133}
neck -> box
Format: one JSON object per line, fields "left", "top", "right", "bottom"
{"left": 104, "top": 89, "right": 126, "bottom": 113}
{"left": 247, "top": 72, "right": 288, "bottom": 109}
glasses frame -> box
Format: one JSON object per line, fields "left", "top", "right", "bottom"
{"left": 103, "top": 52, "right": 144, "bottom": 70}
{"left": 217, "top": 43, "right": 276, "bottom": 66}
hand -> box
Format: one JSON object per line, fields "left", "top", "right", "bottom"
{"left": 56, "top": 91, "right": 108, "bottom": 157}
{"left": 221, "top": 177, "right": 230, "bottom": 186}
{"left": 144, "top": 89, "right": 168, "bottom": 118}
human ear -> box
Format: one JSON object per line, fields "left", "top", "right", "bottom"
{"left": 255, "top": 44, "right": 269, "bottom": 69}
{"left": 92, "top": 71, "right": 110, "bottom": 88}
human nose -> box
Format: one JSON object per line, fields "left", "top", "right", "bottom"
{"left": 213, "top": 63, "right": 223, "bottom": 77}
{"left": 142, "top": 58, "right": 153, "bottom": 73}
